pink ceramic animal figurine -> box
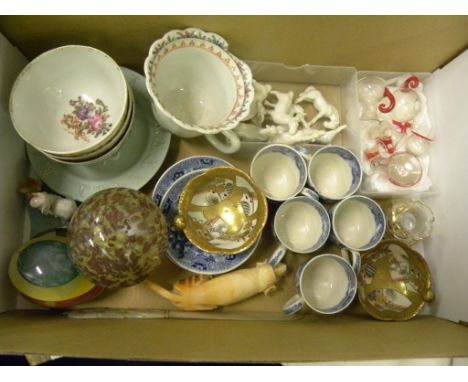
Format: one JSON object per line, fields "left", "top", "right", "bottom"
{"left": 146, "top": 262, "right": 287, "bottom": 311}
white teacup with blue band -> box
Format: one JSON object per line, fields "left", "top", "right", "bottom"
{"left": 329, "top": 195, "right": 386, "bottom": 273}
{"left": 304, "top": 145, "right": 363, "bottom": 201}
{"left": 250, "top": 144, "right": 318, "bottom": 202}
{"left": 283, "top": 254, "right": 358, "bottom": 315}
{"left": 269, "top": 196, "right": 330, "bottom": 267}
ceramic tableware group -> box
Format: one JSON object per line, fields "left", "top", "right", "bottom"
{"left": 251, "top": 144, "right": 362, "bottom": 202}
{"left": 160, "top": 169, "right": 259, "bottom": 275}
{"left": 250, "top": 144, "right": 386, "bottom": 316}
{"left": 144, "top": 28, "right": 254, "bottom": 154}
{"left": 10, "top": 45, "right": 137, "bottom": 165}
{"left": 154, "top": 156, "right": 261, "bottom": 275}
{"left": 27, "top": 67, "right": 171, "bottom": 202}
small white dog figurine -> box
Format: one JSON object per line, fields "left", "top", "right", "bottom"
{"left": 295, "top": 86, "right": 340, "bottom": 129}
{"left": 29, "top": 192, "right": 77, "bottom": 220}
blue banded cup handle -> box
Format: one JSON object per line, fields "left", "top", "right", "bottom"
{"left": 269, "top": 244, "right": 287, "bottom": 267}
{"left": 283, "top": 294, "right": 305, "bottom": 315}
{"left": 300, "top": 187, "right": 319, "bottom": 201}
{"left": 340, "top": 248, "right": 361, "bottom": 274}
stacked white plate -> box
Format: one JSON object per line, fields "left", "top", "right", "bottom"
{"left": 10, "top": 45, "right": 134, "bottom": 165}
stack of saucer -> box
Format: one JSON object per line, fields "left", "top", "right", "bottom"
{"left": 10, "top": 45, "right": 134, "bottom": 165}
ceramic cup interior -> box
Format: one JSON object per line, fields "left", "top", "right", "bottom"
{"left": 332, "top": 196, "right": 386, "bottom": 251}
{"left": 308, "top": 146, "right": 362, "bottom": 201}
{"left": 300, "top": 254, "right": 357, "bottom": 314}
{"left": 10, "top": 45, "right": 128, "bottom": 155}
{"left": 152, "top": 42, "right": 238, "bottom": 128}
{"left": 274, "top": 196, "right": 330, "bottom": 253}
{"left": 250, "top": 144, "right": 307, "bottom": 201}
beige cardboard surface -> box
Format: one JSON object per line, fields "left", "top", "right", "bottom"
{"left": 1, "top": 310, "right": 468, "bottom": 362}
{"left": 0, "top": 16, "right": 467, "bottom": 72}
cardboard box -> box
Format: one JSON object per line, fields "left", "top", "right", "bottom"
{"left": 1, "top": 16, "right": 468, "bottom": 364}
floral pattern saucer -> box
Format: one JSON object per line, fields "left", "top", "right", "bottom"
{"left": 161, "top": 170, "right": 258, "bottom": 275}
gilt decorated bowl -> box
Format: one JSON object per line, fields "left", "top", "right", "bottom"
{"left": 175, "top": 167, "right": 268, "bottom": 255}
{"left": 358, "top": 240, "right": 434, "bottom": 321}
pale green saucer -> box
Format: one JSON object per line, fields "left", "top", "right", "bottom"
{"left": 27, "top": 67, "right": 171, "bottom": 202}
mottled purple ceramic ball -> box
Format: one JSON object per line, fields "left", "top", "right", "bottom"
{"left": 68, "top": 188, "right": 168, "bottom": 289}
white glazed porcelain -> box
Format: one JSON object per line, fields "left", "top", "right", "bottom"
{"left": 250, "top": 144, "right": 309, "bottom": 201}
{"left": 330, "top": 195, "right": 386, "bottom": 253}
{"left": 268, "top": 196, "right": 330, "bottom": 267}
{"left": 43, "top": 88, "right": 135, "bottom": 166}
{"left": 10, "top": 45, "right": 128, "bottom": 155}
{"left": 144, "top": 28, "right": 254, "bottom": 154}
{"left": 48, "top": 86, "right": 134, "bottom": 161}
{"left": 283, "top": 254, "right": 357, "bottom": 315}
{"left": 307, "top": 145, "right": 362, "bottom": 201}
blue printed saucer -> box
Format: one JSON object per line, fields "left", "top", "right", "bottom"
{"left": 152, "top": 155, "right": 232, "bottom": 206}
{"left": 160, "top": 170, "right": 259, "bottom": 275}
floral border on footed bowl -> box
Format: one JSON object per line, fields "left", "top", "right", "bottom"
{"left": 144, "top": 27, "right": 254, "bottom": 135}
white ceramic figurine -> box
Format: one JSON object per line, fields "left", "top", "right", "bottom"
{"left": 29, "top": 192, "right": 77, "bottom": 220}
{"left": 243, "top": 80, "right": 272, "bottom": 126}
{"left": 295, "top": 86, "right": 340, "bottom": 129}
{"left": 264, "top": 91, "right": 308, "bottom": 135}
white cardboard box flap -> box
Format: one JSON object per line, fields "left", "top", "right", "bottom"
{"left": 423, "top": 49, "right": 468, "bottom": 323}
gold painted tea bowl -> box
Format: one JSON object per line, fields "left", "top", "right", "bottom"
{"left": 175, "top": 167, "right": 268, "bottom": 255}
{"left": 358, "top": 240, "right": 434, "bottom": 321}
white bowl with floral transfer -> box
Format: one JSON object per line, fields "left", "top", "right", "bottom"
{"left": 43, "top": 85, "right": 136, "bottom": 165}
{"left": 10, "top": 45, "right": 128, "bottom": 156}
{"left": 144, "top": 28, "right": 254, "bottom": 154}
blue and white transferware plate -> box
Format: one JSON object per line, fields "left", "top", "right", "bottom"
{"left": 152, "top": 156, "right": 232, "bottom": 206}
{"left": 161, "top": 170, "right": 259, "bottom": 275}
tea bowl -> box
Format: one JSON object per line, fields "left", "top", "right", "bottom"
{"left": 175, "top": 167, "right": 268, "bottom": 255}
{"left": 358, "top": 240, "right": 434, "bottom": 321}
{"left": 10, "top": 45, "right": 128, "bottom": 156}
